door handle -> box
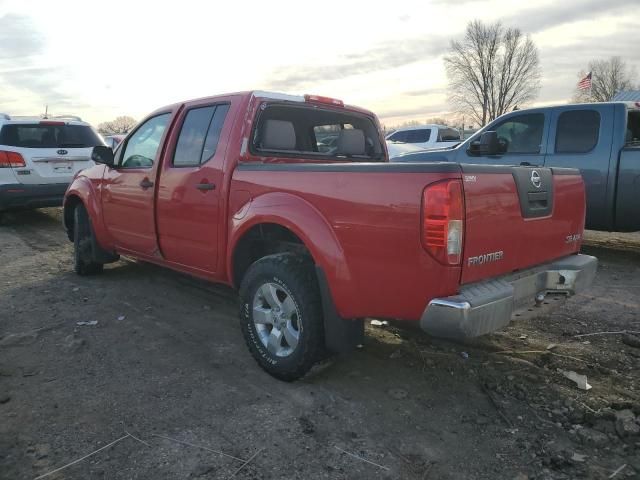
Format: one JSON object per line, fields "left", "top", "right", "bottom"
{"left": 139, "top": 178, "right": 154, "bottom": 189}
{"left": 196, "top": 183, "right": 216, "bottom": 191}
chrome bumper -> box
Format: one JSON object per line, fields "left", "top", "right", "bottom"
{"left": 419, "top": 254, "right": 598, "bottom": 339}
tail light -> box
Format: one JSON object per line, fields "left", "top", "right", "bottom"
{"left": 422, "top": 179, "right": 465, "bottom": 265}
{"left": 0, "top": 150, "right": 26, "bottom": 168}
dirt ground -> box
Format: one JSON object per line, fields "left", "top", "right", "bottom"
{"left": 1, "top": 209, "right": 640, "bottom": 480}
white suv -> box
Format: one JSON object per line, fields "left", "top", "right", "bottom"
{"left": 386, "top": 124, "right": 462, "bottom": 158}
{"left": 0, "top": 114, "right": 103, "bottom": 216}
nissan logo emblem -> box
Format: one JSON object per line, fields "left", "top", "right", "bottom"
{"left": 531, "top": 170, "right": 542, "bottom": 188}
{"left": 57, "top": 149, "right": 68, "bottom": 155}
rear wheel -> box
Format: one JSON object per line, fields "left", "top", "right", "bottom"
{"left": 73, "top": 204, "right": 103, "bottom": 276}
{"left": 239, "top": 253, "right": 324, "bottom": 381}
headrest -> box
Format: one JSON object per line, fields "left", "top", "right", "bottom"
{"left": 262, "top": 120, "right": 296, "bottom": 150}
{"left": 336, "top": 129, "right": 365, "bottom": 156}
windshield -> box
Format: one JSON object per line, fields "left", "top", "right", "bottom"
{"left": 0, "top": 124, "right": 104, "bottom": 148}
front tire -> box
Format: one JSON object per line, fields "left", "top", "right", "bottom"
{"left": 73, "top": 204, "right": 104, "bottom": 276}
{"left": 239, "top": 253, "right": 324, "bottom": 381}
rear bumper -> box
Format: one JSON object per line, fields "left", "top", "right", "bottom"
{"left": 0, "top": 183, "right": 68, "bottom": 211}
{"left": 420, "top": 254, "right": 598, "bottom": 339}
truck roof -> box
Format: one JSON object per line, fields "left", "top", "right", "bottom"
{"left": 147, "top": 90, "right": 377, "bottom": 119}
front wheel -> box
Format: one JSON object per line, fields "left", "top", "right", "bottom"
{"left": 239, "top": 253, "right": 324, "bottom": 381}
{"left": 73, "top": 204, "right": 104, "bottom": 276}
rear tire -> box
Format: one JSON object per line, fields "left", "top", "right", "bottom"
{"left": 73, "top": 204, "right": 104, "bottom": 276}
{"left": 239, "top": 253, "right": 324, "bottom": 381}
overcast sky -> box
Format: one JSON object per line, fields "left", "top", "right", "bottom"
{"left": 0, "top": 0, "right": 637, "bottom": 128}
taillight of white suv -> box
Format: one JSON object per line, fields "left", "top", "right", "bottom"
{"left": 0, "top": 150, "right": 26, "bottom": 168}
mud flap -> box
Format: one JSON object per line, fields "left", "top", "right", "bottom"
{"left": 315, "top": 266, "right": 364, "bottom": 353}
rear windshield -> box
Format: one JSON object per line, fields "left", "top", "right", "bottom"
{"left": 252, "top": 104, "right": 384, "bottom": 161}
{"left": 0, "top": 124, "right": 104, "bottom": 148}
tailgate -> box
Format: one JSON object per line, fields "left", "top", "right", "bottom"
{"left": 461, "top": 165, "right": 585, "bottom": 284}
{"left": 20, "top": 147, "right": 94, "bottom": 184}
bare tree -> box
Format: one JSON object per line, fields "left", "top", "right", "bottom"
{"left": 444, "top": 20, "right": 541, "bottom": 126}
{"left": 97, "top": 116, "right": 137, "bottom": 135}
{"left": 573, "top": 56, "right": 637, "bottom": 102}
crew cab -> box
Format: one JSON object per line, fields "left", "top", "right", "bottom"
{"left": 0, "top": 114, "right": 102, "bottom": 218}
{"left": 394, "top": 102, "right": 640, "bottom": 232}
{"left": 63, "top": 91, "right": 597, "bottom": 380}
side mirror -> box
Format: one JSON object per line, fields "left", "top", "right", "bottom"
{"left": 91, "top": 145, "right": 114, "bottom": 166}
{"left": 478, "top": 131, "right": 501, "bottom": 156}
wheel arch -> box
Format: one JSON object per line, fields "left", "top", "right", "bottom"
{"left": 228, "top": 192, "right": 356, "bottom": 305}
{"left": 63, "top": 176, "right": 111, "bottom": 250}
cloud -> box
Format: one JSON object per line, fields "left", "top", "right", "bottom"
{"left": 537, "top": 25, "right": 640, "bottom": 101}
{"left": 377, "top": 102, "right": 450, "bottom": 120}
{"left": 0, "top": 13, "right": 44, "bottom": 60}
{"left": 0, "top": 15, "right": 90, "bottom": 114}
{"left": 404, "top": 87, "right": 447, "bottom": 97}
{"left": 266, "top": 35, "right": 449, "bottom": 90}
{"left": 503, "top": 0, "right": 633, "bottom": 33}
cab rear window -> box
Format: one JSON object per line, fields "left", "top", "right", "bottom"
{"left": 0, "top": 124, "right": 103, "bottom": 148}
{"left": 252, "top": 104, "right": 384, "bottom": 161}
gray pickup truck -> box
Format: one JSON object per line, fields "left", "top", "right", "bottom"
{"left": 394, "top": 102, "right": 640, "bottom": 232}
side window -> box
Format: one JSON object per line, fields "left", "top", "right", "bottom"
{"left": 173, "top": 104, "right": 230, "bottom": 167}
{"left": 628, "top": 111, "right": 640, "bottom": 144}
{"left": 405, "top": 129, "right": 431, "bottom": 143}
{"left": 555, "top": 110, "right": 600, "bottom": 153}
{"left": 202, "top": 104, "right": 230, "bottom": 161}
{"left": 388, "top": 131, "right": 407, "bottom": 142}
{"left": 494, "top": 113, "right": 545, "bottom": 154}
{"left": 120, "top": 113, "right": 170, "bottom": 168}
{"left": 438, "top": 128, "right": 461, "bottom": 142}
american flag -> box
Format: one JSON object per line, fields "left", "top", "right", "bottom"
{"left": 578, "top": 72, "right": 592, "bottom": 90}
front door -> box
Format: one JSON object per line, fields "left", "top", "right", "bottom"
{"left": 461, "top": 112, "right": 548, "bottom": 166}
{"left": 155, "top": 101, "right": 233, "bottom": 273}
{"left": 102, "top": 112, "right": 172, "bottom": 256}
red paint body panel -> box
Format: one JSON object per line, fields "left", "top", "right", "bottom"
{"left": 64, "top": 90, "right": 589, "bottom": 324}
{"left": 229, "top": 171, "right": 462, "bottom": 320}
{"left": 461, "top": 174, "right": 585, "bottom": 284}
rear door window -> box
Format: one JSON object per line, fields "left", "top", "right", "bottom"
{"left": 173, "top": 104, "right": 230, "bottom": 167}
{"left": 625, "top": 110, "right": 640, "bottom": 145}
{"left": 0, "top": 124, "right": 103, "bottom": 148}
{"left": 555, "top": 110, "right": 600, "bottom": 153}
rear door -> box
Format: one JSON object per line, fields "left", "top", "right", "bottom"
{"left": 460, "top": 165, "right": 586, "bottom": 284}
{"left": 0, "top": 121, "right": 102, "bottom": 184}
{"left": 544, "top": 105, "right": 612, "bottom": 230}
{"left": 155, "top": 98, "right": 234, "bottom": 273}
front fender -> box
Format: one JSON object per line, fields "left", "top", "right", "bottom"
{"left": 64, "top": 172, "right": 114, "bottom": 251}
{"left": 228, "top": 191, "right": 357, "bottom": 315}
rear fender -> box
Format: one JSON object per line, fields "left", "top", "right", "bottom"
{"left": 63, "top": 175, "right": 114, "bottom": 251}
{"left": 228, "top": 192, "right": 356, "bottom": 316}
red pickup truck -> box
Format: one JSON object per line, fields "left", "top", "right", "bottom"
{"left": 63, "top": 91, "right": 597, "bottom": 380}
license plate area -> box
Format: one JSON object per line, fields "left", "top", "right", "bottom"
{"left": 53, "top": 162, "right": 72, "bottom": 173}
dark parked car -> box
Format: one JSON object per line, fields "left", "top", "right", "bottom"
{"left": 395, "top": 102, "right": 640, "bottom": 232}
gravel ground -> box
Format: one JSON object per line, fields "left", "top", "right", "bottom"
{"left": 1, "top": 208, "right": 639, "bottom": 480}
